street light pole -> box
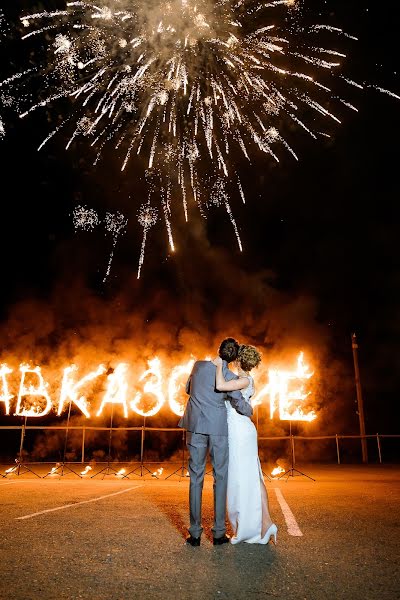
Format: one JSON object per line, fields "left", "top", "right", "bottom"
{"left": 351, "top": 333, "right": 368, "bottom": 463}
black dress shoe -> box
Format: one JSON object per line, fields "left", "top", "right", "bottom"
{"left": 186, "top": 535, "right": 201, "bottom": 546}
{"left": 213, "top": 534, "right": 230, "bottom": 546}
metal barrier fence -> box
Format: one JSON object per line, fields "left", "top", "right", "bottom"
{"left": 258, "top": 434, "right": 400, "bottom": 464}
{"left": 0, "top": 425, "right": 399, "bottom": 466}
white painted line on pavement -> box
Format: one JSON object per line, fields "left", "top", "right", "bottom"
{"left": 274, "top": 488, "right": 303, "bottom": 537}
{"left": 0, "top": 480, "right": 33, "bottom": 487}
{"left": 15, "top": 485, "right": 144, "bottom": 520}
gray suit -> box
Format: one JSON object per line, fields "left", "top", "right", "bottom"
{"left": 178, "top": 360, "right": 253, "bottom": 538}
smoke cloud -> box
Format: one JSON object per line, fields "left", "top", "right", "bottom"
{"left": 0, "top": 215, "right": 356, "bottom": 462}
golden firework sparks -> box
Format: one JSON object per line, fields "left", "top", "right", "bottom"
{"left": 1, "top": 0, "right": 383, "bottom": 274}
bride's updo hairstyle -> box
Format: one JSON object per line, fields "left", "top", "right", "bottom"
{"left": 238, "top": 345, "right": 262, "bottom": 372}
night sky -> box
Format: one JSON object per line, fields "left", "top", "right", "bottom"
{"left": 0, "top": 0, "right": 399, "bottom": 448}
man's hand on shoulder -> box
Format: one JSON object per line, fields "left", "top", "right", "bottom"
{"left": 212, "top": 356, "right": 223, "bottom": 367}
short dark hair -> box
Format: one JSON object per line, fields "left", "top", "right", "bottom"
{"left": 218, "top": 338, "right": 240, "bottom": 363}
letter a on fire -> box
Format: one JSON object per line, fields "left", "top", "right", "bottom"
{"left": 96, "top": 363, "right": 129, "bottom": 417}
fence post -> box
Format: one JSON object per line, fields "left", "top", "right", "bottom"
{"left": 377, "top": 433, "right": 382, "bottom": 464}
{"left": 138, "top": 425, "right": 146, "bottom": 476}
{"left": 291, "top": 435, "right": 296, "bottom": 466}
{"left": 351, "top": 333, "right": 368, "bottom": 463}
{"left": 336, "top": 434, "right": 340, "bottom": 464}
{"left": 81, "top": 427, "right": 85, "bottom": 464}
{"left": 18, "top": 419, "right": 26, "bottom": 461}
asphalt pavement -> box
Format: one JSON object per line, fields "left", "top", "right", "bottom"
{"left": 0, "top": 464, "right": 399, "bottom": 600}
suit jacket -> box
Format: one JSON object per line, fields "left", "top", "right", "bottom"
{"left": 178, "top": 360, "right": 253, "bottom": 436}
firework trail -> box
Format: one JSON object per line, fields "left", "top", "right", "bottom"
{"left": 137, "top": 203, "right": 158, "bottom": 279}
{"left": 73, "top": 205, "right": 128, "bottom": 279}
{"left": 103, "top": 211, "right": 128, "bottom": 281}
{"left": 0, "top": 9, "right": 7, "bottom": 139}
{"left": 0, "top": 1, "right": 398, "bottom": 274}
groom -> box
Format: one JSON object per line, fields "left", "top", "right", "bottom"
{"left": 178, "top": 337, "right": 253, "bottom": 546}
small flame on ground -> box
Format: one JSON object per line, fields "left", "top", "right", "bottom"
{"left": 152, "top": 467, "right": 163, "bottom": 477}
{"left": 5, "top": 465, "right": 17, "bottom": 474}
{"left": 80, "top": 465, "right": 92, "bottom": 475}
{"left": 47, "top": 462, "right": 61, "bottom": 475}
{"left": 271, "top": 466, "right": 285, "bottom": 477}
{"left": 116, "top": 468, "right": 126, "bottom": 477}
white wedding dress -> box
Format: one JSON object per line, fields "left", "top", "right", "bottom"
{"left": 226, "top": 376, "right": 272, "bottom": 544}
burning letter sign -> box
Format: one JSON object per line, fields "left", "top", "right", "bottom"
{"left": 0, "top": 353, "right": 316, "bottom": 421}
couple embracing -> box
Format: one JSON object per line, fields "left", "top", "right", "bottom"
{"left": 179, "top": 337, "right": 277, "bottom": 546}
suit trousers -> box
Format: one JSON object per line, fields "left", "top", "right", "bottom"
{"left": 186, "top": 431, "right": 229, "bottom": 538}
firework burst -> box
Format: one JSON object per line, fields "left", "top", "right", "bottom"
{"left": 72, "top": 205, "right": 100, "bottom": 231}
{"left": 1, "top": 1, "right": 397, "bottom": 275}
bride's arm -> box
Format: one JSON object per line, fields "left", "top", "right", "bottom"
{"left": 213, "top": 358, "right": 249, "bottom": 392}
{"left": 213, "top": 359, "right": 253, "bottom": 416}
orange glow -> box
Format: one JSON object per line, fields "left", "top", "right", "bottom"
{"left": 168, "top": 359, "right": 195, "bottom": 416}
{"left": 58, "top": 364, "right": 106, "bottom": 418}
{"left": 116, "top": 468, "right": 126, "bottom": 477}
{"left": 15, "top": 364, "right": 52, "bottom": 417}
{"left": 252, "top": 382, "right": 270, "bottom": 408}
{"left": 97, "top": 363, "right": 129, "bottom": 417}
{"left": 130, "top": 358, "right": 165, "bottom": 417}
{"left": 269, "top": 352, "right": 316, "bottom": 421}
{"left": 0, "top": 364, "right": 13, "bottom": 415}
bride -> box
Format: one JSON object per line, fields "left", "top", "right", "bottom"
{"left": 214, "top": 345, "right": 277, "bottom": 545}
